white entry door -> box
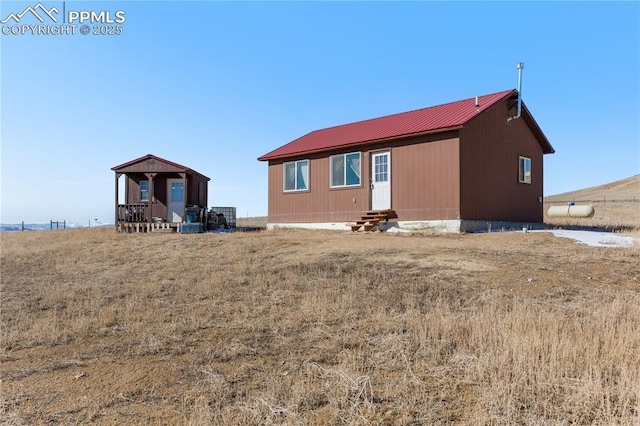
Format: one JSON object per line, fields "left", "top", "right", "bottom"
{"left": 167, "top": 179, "right": 184, "bottom": 222}
{"left": 371, "top": 151, "right": 391, "bottom": 210}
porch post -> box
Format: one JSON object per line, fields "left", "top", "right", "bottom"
{"left": 179, "top": 172, "right": 187, "bottom": 217}
{"left": 145, "top": 173, "right": 155, "bottom": 223}
{"left": 114, "top": 172, "right": 122, "bottom": 228}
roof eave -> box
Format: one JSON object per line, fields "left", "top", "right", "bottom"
{"left": 111, "top": 154, "right": 156, "bottom": 171}
{"left": 258, "top": 125, "right": 464, "bottom": 161}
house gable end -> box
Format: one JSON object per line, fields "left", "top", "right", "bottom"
{"left": 112, "top": 154, "right": 210, "bottom": 180}
{"left": 459, "top": 97, "right": 547, "bottom": 222}
{"left": 461, "top": 95, "right": 554, "bottom": 155}
{"left": 520, "top": 104, "right": 554, "bottom": 154}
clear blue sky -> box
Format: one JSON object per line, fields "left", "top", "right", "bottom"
{"left": 1, "top": 1, "right": 638, "bottom": 224}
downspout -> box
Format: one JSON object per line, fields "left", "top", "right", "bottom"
{"left": 508, "top": 62, "right": 524, "bottom": 122}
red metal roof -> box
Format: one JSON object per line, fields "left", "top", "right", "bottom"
{"left": 259, "top": 89, "right": 552, "bottom": 161}
{"left": 111, "top": 154, "right": 210, "bottom": 180}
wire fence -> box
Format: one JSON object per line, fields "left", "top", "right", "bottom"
{"left": 546, "top": 196, "right": 639, "bottom": 204}
{"left": 7, "top": 219, "right": 106, "bottom": 232}
{"left": 19, "top": 221, "right": 67, "bottom": 231}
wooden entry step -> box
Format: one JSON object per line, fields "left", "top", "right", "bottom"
{"left": 349, "top": 209, "right": 398, "bottom": 232}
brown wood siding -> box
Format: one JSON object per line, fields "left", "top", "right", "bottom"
{"left": 392, "top": 136, "right": 460, "bottom": 220}
{"left": 187, "top": 175, "right": 209, "bottom": 207}
{"left": 267, "top": 151, "right": 370, "bottom": 223}
{"left": 459, "top": 98, "right": 544, "bottom": 222}
{"left": 124, "top": 173, "right": 208, "bottom": 220}
{"left": 125, "top": 174, "right": 169, "bottom": 220}
{"left": 125, "top": 175, "right": 143, "bottom": 204}
{"left": 267, "top": 132, "right": 461, "bottom": 223}
{"left": 152, "top": 176, "right": 168, "bottom": 220}
{"left": 116, "top": 159, "right": 185, "bottom": 174}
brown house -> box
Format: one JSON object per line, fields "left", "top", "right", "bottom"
{"left": 112, "top": 154, "right": 209, "bottom": 231}
{"left": 258, "top": 89, "right": 555, "bottom": 232}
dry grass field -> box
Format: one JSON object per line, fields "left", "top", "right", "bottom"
{"left": 1, "top": 218, "right": 639, "bottom": 424}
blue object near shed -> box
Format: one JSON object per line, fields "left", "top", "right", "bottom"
{"left": 180, "top": 223, "right": 204, "bottom": 234}
{"left": 185, "top": 206, "right": 203, "bottom": 223}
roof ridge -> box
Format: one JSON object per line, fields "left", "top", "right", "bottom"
{"left": 111, "top": 154, "right": 211, "bottom": 180}
{"left": 258, "top": 89, "right": 525, "bottom": 161}
{"left": 307, "top": 89, "right": 515, "bottom": 134}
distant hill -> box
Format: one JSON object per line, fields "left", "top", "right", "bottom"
{"left": 546, "top": 175, "right": 640, "bottom": 203}
{"left": 0, "top": 223, "right": 111, "bottom": 232}
{"left": 544, "top": 175, "right": 639, "bottom": 229}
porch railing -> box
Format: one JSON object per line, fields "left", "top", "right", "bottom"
{"left": 117, "top": 204, "right": 148, "bottom": 223}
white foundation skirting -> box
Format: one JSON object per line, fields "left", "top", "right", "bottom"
{"left": 267, "top": 219, "right": 544, "bottom": 233}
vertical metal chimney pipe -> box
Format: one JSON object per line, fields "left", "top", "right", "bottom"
{"left": 508, "top": 62, "right": 524, "bottom": 121}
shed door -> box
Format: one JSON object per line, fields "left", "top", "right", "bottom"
{"left": 167, "top": 179, "right": 184, "bottom": 222}
{"left": 371, "top": 151, "right": 391, "bottom": 210}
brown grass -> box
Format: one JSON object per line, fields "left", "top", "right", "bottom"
{"left": 1, "top": 226, "right": 639, "bottom": 424}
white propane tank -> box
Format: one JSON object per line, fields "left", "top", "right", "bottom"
{"left": 547, "top": 203, "right": 595, "bottom": 218}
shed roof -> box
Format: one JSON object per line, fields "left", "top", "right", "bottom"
{"left": 111, "top": 154, "right": 210, "bottom": 180}
{"left": 258, "top": 89, "right": 553, "bottom": 161}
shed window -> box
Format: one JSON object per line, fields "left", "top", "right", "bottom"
{"left": 284, "top": 160, "right": 309, "bottom": 191}
{"left": 170, "top": 182, "right": 184, "bottom": 202}
{"left": 330, "top": 152, "right": 361, "bottom": 187}
{"left": 140, "top": 180, "right": 149, "bottom": 201}
{"left": 519, "top": 156, "right": 531, "bottom": 184}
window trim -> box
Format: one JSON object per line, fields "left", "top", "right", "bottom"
{"left": 283, "top": 159, "right": 309, "bottom": 192}
{"left": 518, "top": 156, "right": 531, "bottom": 184}
{"left": 330, "top": 152, "right": 362, "bottom": 188}
{"left": 140, "top": 180, "right": 149, "bottom": 202}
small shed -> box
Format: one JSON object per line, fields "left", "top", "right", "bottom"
{"left": 258, "top": 89, "right": 554, "bottom": 232}
{"left": 112, "top": 154, "right": 209, "bottom": 232}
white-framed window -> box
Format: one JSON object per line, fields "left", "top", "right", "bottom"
{"left": 519, "top": 156, "right": 531, "bottom": 184}
{"left": 283, "top": 160, "right": 309, "bottom": 191}
{"left": 330, "top": 152, "right": 361, "bottom": 188}
{"left": 140, "top": 180, "right": 149, "bottom": 201}
{"left": 373, "top": 153, "right": 389, "bottom": 183}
